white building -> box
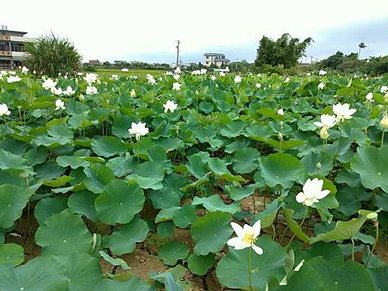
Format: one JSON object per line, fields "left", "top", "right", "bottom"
{"left": 204, "top": 53, "right": 230, "bottom": 68}
{"left": 0, "top": 25, "right": 35, "bottom": 69}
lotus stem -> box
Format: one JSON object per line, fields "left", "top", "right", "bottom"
{"left": 248, "top": 247, "right": 253, "bottom": 291}
{"left": 365, "top": 221, "right": 379, "bottom": 267}
{"left": 381, "top": 129, "right": 385, "bottom": 148}
{"left": 286, "top": 207, "right": 308, "bottom": 249}
{"left": 351, "top": 238, "right": 355, "bottom": 261}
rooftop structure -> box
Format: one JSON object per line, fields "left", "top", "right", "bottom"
{"left": 204, "top": 53, "right": 230, "bottom": 68}
{"left": 0, "top": 25, "right": 35, "bottom": 69}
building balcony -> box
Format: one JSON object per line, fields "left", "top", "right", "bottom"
{"left": 0, "top": 50, "right": 12, "bottom": 57}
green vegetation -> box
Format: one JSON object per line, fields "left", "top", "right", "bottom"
{"left": 24, "top": 34, "right": 82, "bottom": 77}
{"left": 0, "top": 68, "right": 387, "bottom": 290}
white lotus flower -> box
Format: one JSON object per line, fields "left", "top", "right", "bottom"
{"left": 0, "top": 103, "right": 11, "bottom": 116}
{"left": 319, "top": 69, "right": 327, "bottom": 76}
{"left": 42, "top": 78, "right": 57, "bottom": 90}
{"left": 63, "top": 86, "right": 75, "bottom": 96}
{"left": 256, "top": 83, "right": 261, "bottom": 89}
{"left": 174, "top": 67, "right": 181, "bottom": 74}
{"left": 284, "top": 77, "right": 290, "bottom": 83}
{"left": 86, "top": 86, "right": 98, "bottom": 95}
{"left": 313, "top": 114, "right": 336, "bottom": 129}
{"left": 332, "top": 103, "right": 357, "bottom": 122}
{"left": 55, "top": 99, "right": 65, "bottom": 110}
{"left": 277, "top": 108, "right": 285, "bottom": 116}
{"left": 128, "top": 122, "right": 149, "bottom": 140}
{"left": 318, "top": 82, "right": 325, "bottom": 90}
{"left": 173, "top": 74, "right": 180, "bottom": 81}
{"left": 130, "top": 89, "right": 136, "bottom": 97}
{"left": 51, "top": 87, "right": 63, "bottom": 96}
{"left": 380, "top": 86, "right": 388, "bottom": 94}
{"left": 7, "top": 75, "right": 21, "bottom": 83}
{"left": 210, "top": 75, "right": 216, "bottom": 81}
{"left": 234, "top": 75, "right": 242, "bottom": 83}
{"left": 111, "top": 74, "right": 119, "bottom": 80}
{"left": 84, "top": 73, "right": 99, "bottom": 84}
{"left": 296, "top": 178, "right": 330, "bottom": 206}
{"left": 146, "top": 74, "right": 156, "bottom": 85}
{"left": 21, "top": 66, "right": 29, "bottom": 74}
{"left": 227, "top": 220, "right": 263, "bottom": 255}
{"left": 365, "top": 92, "right": 374, "bottom": 102}
{"left": 172, "top": 82, "right": 181, "bottom": 91}
{"left": 163, "top": 100, "right": 178, "bottom": 113}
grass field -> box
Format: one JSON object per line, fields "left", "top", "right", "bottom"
{"left": 95, "top": 68, "right": 166, "bottom": 78}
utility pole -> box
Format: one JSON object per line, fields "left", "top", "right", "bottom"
{"left": 176, "top": 40, "right": 180, "bottom": 68}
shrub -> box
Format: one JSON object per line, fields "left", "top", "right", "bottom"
{"left": 24, "top": 34, "right": 82, "bottom": 77}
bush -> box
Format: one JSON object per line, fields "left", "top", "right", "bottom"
{"left": 24, "top": 34, "right": 82, "bottom": 77}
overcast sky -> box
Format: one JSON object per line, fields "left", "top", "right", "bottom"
{"left": 2, "top": 0, "right": 388, "bottom": 64}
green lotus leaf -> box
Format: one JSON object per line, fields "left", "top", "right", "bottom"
{"left": 192, "top": 195, "right": 240, "bottom": 214}
{"left": 129, "top": 161, "right": 165, "bottom": 190}
{"left": 0, "top": 148, "right": 33, "bottom": 174}
{"left": 216, "top": 235, "right": 287, "bottom": 290}
{"left": 159, "top": 241, "right": 190, "bottom": 266}
{"left": 172, "top": 204, "right": 197, "bottom": 228}
{"left": 84, "top": 164, "right": 115, "bottom": 194}
{"left": 0, "top": 256, "right": 67, "bottom": 291}
{"left": 105, "top": 217, "right": 149, "bottom": 255}
{"left": 368, "top": 266, "right": 388, "bottom": 291}
{"left": 186, "top": 152, "right": 210, "bottom": 179}
{"left": 0, "top": 243, "right": 24, "bottom": 267}
{"left": 310, "top": 214, "right": 368, "bottom": 244}
{"left": 56, "top": 155, "right": 90, "bottom": 169}
{"left": 91, "top": 136, "right": 128, "bottom": 158}
{"left": 225, "top": 184, "right": 256, "bottom": 201}
{"left": 106, "top": 154, "right": 136, "bottom": 177}
{"left": 351, "top": 145, "right": 388, "bottom": 192}
{"left": 191, "top": 211, "right": 233, "bottom": 256}
{"left": 220, "top": 120, "right": 245, "bottom": 138}
{"left": 53, "top": 254, "right": 103, "bottom": 291}
{"left": 207, "top": 157, "right": 230, "bottom": 175}
{"left": 111, "top": 115, "right": 133, "bottom": 139}
{"left": 68, "top": 190, "right": 98, "bottom": 221}
{"left": 233, "top": 147, "right": 260, "bottom": 174}
{"left": 0, "top": 184, "right": 31, "bottom": 229}
{"left": 35, "top": 209, "right": 92, "bottom": 256}
{"left": 34, "top": 196, "right": 68, "bottom": 224}
{"left": 187, "top": 253, "right": 215, "bottom": 276}
{"left": 260, "top": 153, "right": 304, "bottom": 189}
{"left": 279, "top": 257, "right": 374, "bottom": 291}
{"left": 95, "top": 179, "right": 145, "bottom": 225}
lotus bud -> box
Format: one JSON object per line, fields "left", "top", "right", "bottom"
{"left": 278, "top": 132, "right": 283, "bottom": 140}
{"left": 380, "top": 115, "right": 388, "bottom": 129}
{"left": 79, "top": 94, "right": 84, "bottom": 101}
{"left": 316, "top": 162, "right": 322, "bottom": 169}
{"left": 319, "top": 127, "right": 329, "bottom": 139}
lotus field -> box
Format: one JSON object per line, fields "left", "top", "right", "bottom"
{"left": 1, "top": 68, "right": 388, "bottom": 290}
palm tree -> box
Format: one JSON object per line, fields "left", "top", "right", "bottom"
{"left": 358, "top": 42, "right": 367, "bottom": 59}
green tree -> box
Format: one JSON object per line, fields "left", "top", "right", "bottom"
{"left": 255, "top": 33, "right": 313, "bottom": 69}
{"left": 24, "top": 34, "right": 82, "bottom": 77}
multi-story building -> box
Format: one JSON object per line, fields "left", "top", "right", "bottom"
{"left": 204, "top": 53, "right": 230, "bottom": 68}
{"left": 0, "top": 25, "right": 35, "bottom": 69}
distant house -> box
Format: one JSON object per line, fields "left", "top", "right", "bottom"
{"left": 204, "top": 53, "right": 230, "bottom": 68}
{"left": 0, "top": 25, "right": 35, "bottom": 69}
{"left": 88, "top": 59, "right": 101, "bottom": 65}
